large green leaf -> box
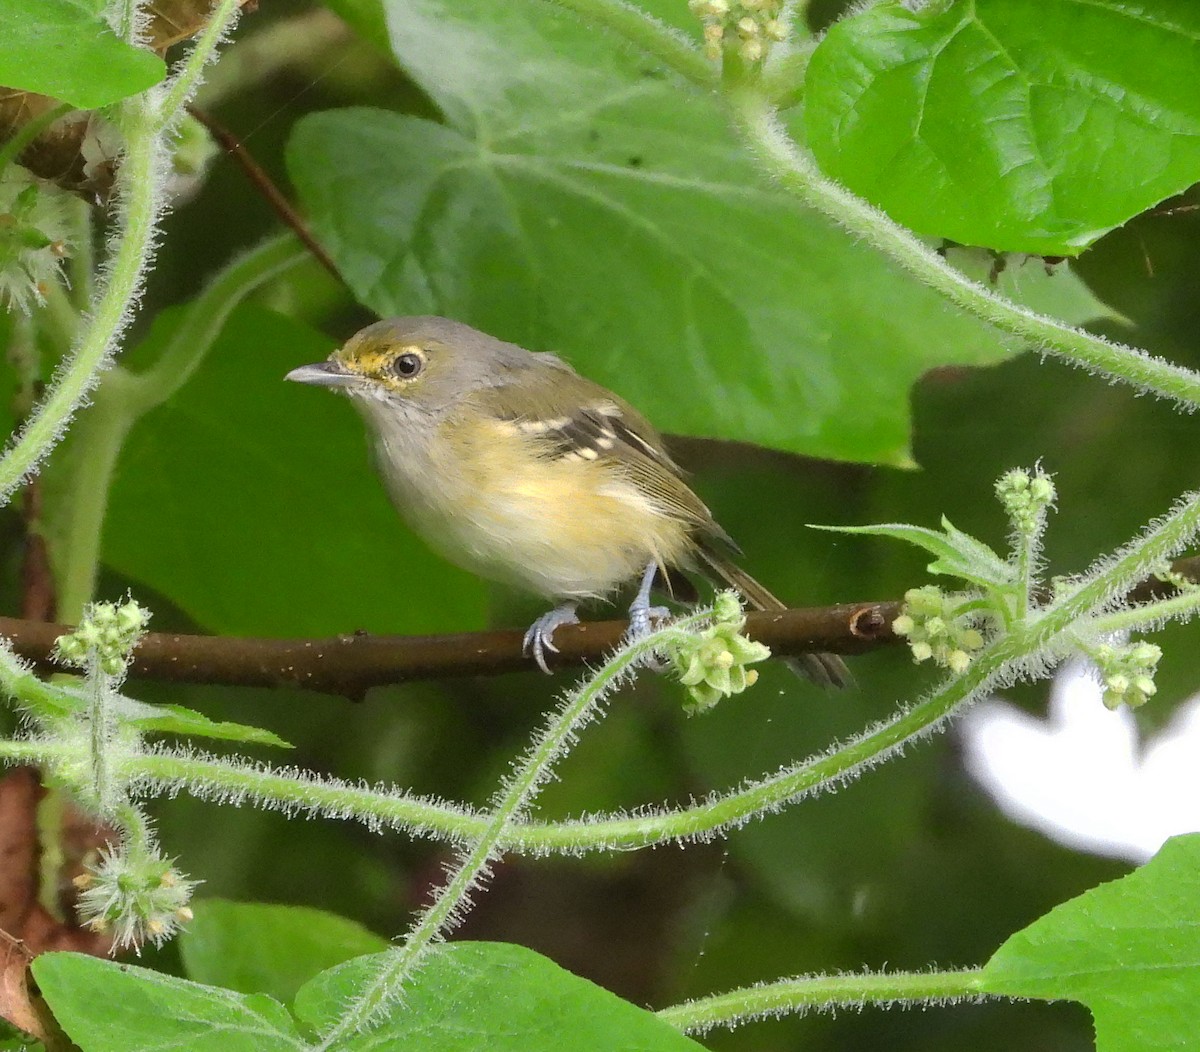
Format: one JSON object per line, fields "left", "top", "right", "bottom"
{"left": 102, "top": 305, "right": 488, "bottom": 636}
{"left": 292, "top": 942, "right": 706, "bottom": 1049}
{"left": 806, "top": 0, "right": 1200, "bottom": 255}
{"left": 180, "top": 900, "right": 389, "bottom": 1006}
{"left": 980, "top": 833, "right": 1200, "bottom": 1051}
{"left": 289, "top": 0, "right": 1110, "bottom": 466}
{"left": 31, "top": 953, "right": 304, "bottom": 1052}
{"left": 3, "top": 0, "right": 165, "bottom": 109}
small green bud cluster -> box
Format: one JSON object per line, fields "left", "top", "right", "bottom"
{"left": 995, "top": 467, "right": 1056, "bottom": 536}
{"left": 689, "top": 0, "right": 787, "bottom": 62}
{"left": 75, "top": 844, "right": 197, "bottom": 951}
{"left": 670, "top": 591, "right": 770, "bottom": 713}
{"left": 892, "top": 585, "right": 985, "bottom": 674}
{"left": 1091, "top": 640, "right": 1161, "bottom": 710}
{"left": 0, "top": 170, "right": 74, "bottom": 314}
{"left": 55, "top": 600, "right": 151, "bottom": 675}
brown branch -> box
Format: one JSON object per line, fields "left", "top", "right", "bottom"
{"left": 0, "top": 603, "right": 898, "bottom": 701}
{"left": 0, "top": 556, "right": 1194, "bottom": 701}
{"left": 185, "top": 104, "right": 345, "bottom": 282}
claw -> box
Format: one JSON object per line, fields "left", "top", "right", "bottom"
{"left": 626, "top": 602, "right": 671, "bottom": 641}
{"left": 626, "top": 559, "right": 671, "bottom": 645}
{"left": 522, "top": 603, "right": 580, "bottom": 674}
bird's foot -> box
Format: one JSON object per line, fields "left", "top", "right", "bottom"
{"left": 625, "top": 597, "right": 672, "bottom": 672}
{"left": 522, "top": 603, "right": 580, "bottom": 674}
{"left": 625, "top": 599, "right": 672, "bottom": 642}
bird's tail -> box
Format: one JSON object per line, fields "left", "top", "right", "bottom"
{"left": 694, "top": 545, "right": 852, "bottom": 689}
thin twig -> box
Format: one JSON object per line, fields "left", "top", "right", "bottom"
{"left": 186, "top": 104, "right": 344, "bottom": 282}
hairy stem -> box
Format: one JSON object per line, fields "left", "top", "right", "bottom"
{"left": 0, "top": 0, "right": 246, "bottom": 512}
{"left": 1085, "top": 587, "right": 1200, "bottom": 636}
{"left": 0, "top": 94, "right": 160, "bottom": 510}
{"left": 156, "top": 0, "right": 246, "bottom": 125}
{"left": 730, "top": 92, "right": 1200, "bottom": 409}
{"left": 658, "top": 968, "right": 986, "bottom": 1034}
{"left": 313, "top": 618, "right": 709, "bottom": 1047}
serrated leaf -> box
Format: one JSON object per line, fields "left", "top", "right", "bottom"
{"left": 286, "top": 0, "right": 1106, "bottom": 467}
{"left": 31, "top": 953, "right": 304, "bottom": 1052}
{"left": 293, "top": 942, "right": 706, "bottom": 1050}
{"left": 2, "top": 0, "right": 165, "bottom": 109}
{"left": 806, "top": 0, "right": 1200, "bottom": 255}
{"left": 981, "top": 833, "right": 1200, "bottom": 1052}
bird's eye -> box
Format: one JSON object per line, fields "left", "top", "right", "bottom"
{"left": 392, "top": 352, "right": 423, "bottom": 378}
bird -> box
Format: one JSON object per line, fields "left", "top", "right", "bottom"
{"left": 286, "top": 316, "right": 849, "bottom": 687}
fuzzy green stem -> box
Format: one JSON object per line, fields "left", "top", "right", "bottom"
{"left": 313, "top": 617, "right": 710, "bottom": 1047}
{"left": 1035, "top": 491, "right": 1200, "bottom": 647}
{"left": 0, "top": 103, "right": 73, "bottom": 180}
{"left": 113, "top": 800, "right": 153, "bottom": 855}
{"left": 729, "top": 92, "right": 1200, "bottom": 408}
{"left": 760, "top": 40, "right": 817, "bottom": 109}
{"left": 0, "top": 94, "right": 159, "bottom": 510}
{"left": 1084, "top": 587, "right": 1200, "bottom": 637}
{"left": 543, "top": 0, "right": 715, "bottom": 87}
{"left": 657, "top": 968, "right": 986, "bottom": 1033}
{"left": 1013, "top": 536, "right": 1033, "bottom": 625}
{"left": 114, "top": 635, "right": 1008, "bottom": 857}
{"left": 126, "top": 749, "right": 479, "bottom": 842}
{"left": 156, "top": 0, "right": 245, "bottom": 126}
{"left": 88, "top": 663, "right": 112, "bottom": 811}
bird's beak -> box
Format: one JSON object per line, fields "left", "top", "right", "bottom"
{"left": 284, "top": 360, "right": 359, "bottom": 388}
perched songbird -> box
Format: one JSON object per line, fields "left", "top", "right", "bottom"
{"left": 286, "top": 317, "right": 849, "bottom": 686}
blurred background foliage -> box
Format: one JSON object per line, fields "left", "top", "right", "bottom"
{"left": 5, "top": 0, "right": 1200, "bottom": 1048}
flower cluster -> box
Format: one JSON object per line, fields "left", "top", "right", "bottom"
{"left": 75, "top": 843, "right": 198, "bottom": 951}
{"left": 995, "top": 468, "right": 1056, "bottom": 537}
{"left": 689, "top": 0, "right": 787, "bottom": 62}
{"left": 0, "top": 169, "right": 74, "bottom": 313}
{"left": 892, "top": 585, "right": 986, "bottom": 674}
{"left": 1090, "top": 639, "right": 1161, "bottom": 710}
{"left": 669, "top": 592, "right": 770, "bottom": 713}
{"left": 55, "top": 600, "right": 151, "bottom": 676}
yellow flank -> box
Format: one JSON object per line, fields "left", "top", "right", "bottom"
{"left": 419, "top": 413, "right": 693, "bottom": 600}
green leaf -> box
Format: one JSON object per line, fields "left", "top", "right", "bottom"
{"left": 293, "top": 942, "right": 706, "bottom": 1049}
{"left": 806, "top": 0, "right": 1200, "bottom": 256}
{"left": 113, "top": 697, "right": 292, "bottom": 748}
{"left": 100, "top": 305, "right": 489, "bottom": 636}
{"left": 814, "top": 520, "right": 1013, "bottom": 589}
{"left": 945, "top": 249, "right": 1129, "bottom": 328}
{"left": 31, "top": 953, "right": 304, "bottom": 1052}
{"left": 285, "top": 0, "right": 1102, "bottom": 466}
{"left": 980, "top": 833, "right": 1200, "bottom": 1052}
{"left": 179, "top": 900, "right": 389, "bottom": 1006}
{"left": 2, "top": 0, "right": 165, "bottom": 109}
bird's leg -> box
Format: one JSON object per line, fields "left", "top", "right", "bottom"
{"left": 626, "top": 560, "right": 672, "bottom": 641}
{"left": 522, "top": 602, "right": 580, "bottom": 674}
